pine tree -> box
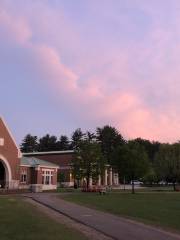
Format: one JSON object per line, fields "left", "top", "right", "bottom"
{"left": 20, "top": 134, "right": 38, "bottom": 153}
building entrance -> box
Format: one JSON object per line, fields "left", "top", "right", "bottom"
{"left": 0, "top": 161, "right": 5, "bottom": 188}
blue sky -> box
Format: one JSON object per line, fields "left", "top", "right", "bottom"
{"left": 1, "top": 0, "right": 180, "bottom": 143}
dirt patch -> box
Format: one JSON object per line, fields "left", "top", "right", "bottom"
{"left": 24, "top": 198, "right": 113, "bottom": 240}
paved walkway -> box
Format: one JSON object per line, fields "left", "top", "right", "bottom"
{"left": 26, "top": 193, "right": 180, "bottom": 240}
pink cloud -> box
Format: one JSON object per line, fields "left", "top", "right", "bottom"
{"left": 0, "top": 9, "right": 31, "bottom": 44}
{"left": 0, "top": 6, "right": 79, "bottom": 93}
{"left": 31, "top": 44, "right": 79, "bottom": 92}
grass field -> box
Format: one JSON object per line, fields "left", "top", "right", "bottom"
{"left": 0, "top": 196, "right": 87, "bottom": 240}
{"left": 62, "top": 191, "right": 180, "bottom": 232}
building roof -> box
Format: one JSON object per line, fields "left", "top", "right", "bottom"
{"left": 23, "top": 150, "right": 74, "bottom": 156}
{"left": 21, "top": 156, "right": 59, "bottom": 168}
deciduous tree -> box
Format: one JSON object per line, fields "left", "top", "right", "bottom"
{"left": 113, "top": 141, "right": 149, "bottom": 193}
{"left": 155, "top": 143, "right": 180, "bottom": 190}
{"left": 72, "top": 140, "right": 104, "bottom": 188}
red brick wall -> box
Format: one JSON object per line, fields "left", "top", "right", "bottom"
{"left": 25, "top": 153, "right": 74, "bottom": 183}
{"left": 0, "top": 118, "right": 20, "bottom": 181}
{"left": 61, "top": 169, "right": 71, "bottom": 182}
{"left": 37, "top": 167, "right": 57, "bottom": 185}
{"left": 19, "top": 166, "right": 58, "bottom": 186}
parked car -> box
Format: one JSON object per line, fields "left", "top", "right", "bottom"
{"left": 158, "top": 181, "right": 173, "bottom": 185}
{"left": 130, "top": 180, "right": 143, "bottom": 185}
{"left": 158, "top": 181, "right": 166, "bottom": 185}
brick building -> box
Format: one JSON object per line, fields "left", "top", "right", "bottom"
{"left": 0, "top": 117, "right": 59, "bottom": 191}
{"left": 23, "top": 151, "right": 74, "bottom": 187}
{"left": 23, "top": 151, "right": 119, "bottom": 187}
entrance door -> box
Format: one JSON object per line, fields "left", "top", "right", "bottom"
{"left": 0, "top": 162, "right": 5, "bottom": 188}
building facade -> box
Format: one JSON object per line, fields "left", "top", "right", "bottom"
{"left": 0, "top": 117, "right": 59, "bottom": 191}
{"left": 23, "top": 151, "right": 74, "bottom": 187}
{"left": 24, "top": 152, "right": 119, "bottom": 188}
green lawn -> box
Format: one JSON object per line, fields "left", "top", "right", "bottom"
{"left": 0, "top": 196, "right": 87, "bottom": 240}
{"left": 62, "top": 192, "right": 180, "bottom": 231}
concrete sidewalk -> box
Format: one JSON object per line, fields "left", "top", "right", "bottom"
{"left": 25, "top": 193, "right": 180, "bottom": 240}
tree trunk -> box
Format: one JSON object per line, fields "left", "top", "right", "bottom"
{"left": 87, "top": 174, "right": 90, "bottom": 189}
{"left": 173, "top": 182, "right": 176, "bottom": 191}
{"left": 132, "top": 179, "right": 135, "bottom": 194}
{"left": 123, "top": 176, "right": 126, "bottom": 191}
{"left": 77, "top": 179, "right": 80, "bottom": 188}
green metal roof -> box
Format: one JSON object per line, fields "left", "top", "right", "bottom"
{"left": 21, "top": 157, "right": 59, "bottom": 168}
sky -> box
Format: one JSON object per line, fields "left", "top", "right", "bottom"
{"left": 1, "top": 0, "right": 180, "bottom": 143}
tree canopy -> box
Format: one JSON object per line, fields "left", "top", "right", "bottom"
{"left": 20, "top": 124, "right": 180, "bottom": 192}
{"left": 112, "top": 141, "right": 149, "bottom": 193}
{"left": 96, "top": 125, "right": 125, "bottom": 165}
{"left": 72, "top": 139, "right": 104, "bottom": 188}
{"left": 20, "top": 134, "right": 38, "bottom": 153}
{"left": 155, "top": 143, "right": 180, "bottom": 190}
{"left": 71, "top": 128, "right": 84, "bottom": 150}
{"left": 38, "top": 134, "right": 58, "bottom": 152}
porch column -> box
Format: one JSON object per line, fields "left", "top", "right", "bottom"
{"left": 89, "top": 177, "right": 92, "bottom": 187}
{"left": 98, "top": 175, "right": 101, "bottom": 186}
{"left": 69, "top": 172, "right": 73, "bottom": 183}
{"left": 104, "top": 168, "right": 108, "bottom": 186}
{"left": 109, "top": 168, "right": 113, "bottom": 185}
{"left": 113, "top": 173, "right": 119, "bottom": 185}
{"left": 113, "top": 173, "right": 116, "bottom": 185}
{"left": 116, "top": 173, "right": 119, "bottom": 185}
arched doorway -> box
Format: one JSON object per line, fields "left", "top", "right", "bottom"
{"left": 0, "top": 155, "right": 12, "bottom": 189}
{"left": 0, "top": 162, "right": 5, "bottom": 188}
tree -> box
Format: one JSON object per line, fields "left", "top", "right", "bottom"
{"left": 142, "top": 166, "right": 159, "bottom": 186}
{"left": 133, "top": 138, "right": 160, "bottom": 163}
{"left": 58, "top": 135, "right": 70, "bottom": 150}
{"left": 20, "top": 134, "right": 38, "bottom": 153}
{"left": 155, "top": 143, "right": 180, "bottom": 191}
{"left": 113, "top": 141, "right": 149, "bottom": 193}
{"left": 96, "top": 125, "right": 125, "bottom": 165}
{"left": 57, "top": 172, "right": 65, "bottom": 184}
{"left": 71, "top": 128, "right": 84, "bottom": 149}
{"left": 38, "top": 134, "right": 58, "bottom": 151}
{"left": 85, "top": 131, "right": 96, "bottom": 141}
{"left": 72, "top": 139, "right": 104, "bottom": 188}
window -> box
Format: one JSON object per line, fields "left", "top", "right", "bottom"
{"left": 0, "top": 138, "right": 4, "bottom": 146}
{"left": 45, "top": 175, "right": 50, "bottom": 184}
{"left": 42, "top": 170, "right": 53, "bottom": 185}
{"left": 42, "top": 176, "right": 44, "bottom": 184}
{"left": 21, "top": 171, "right": 27, "bottom": 183}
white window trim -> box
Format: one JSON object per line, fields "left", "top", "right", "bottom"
{"left": 42, "top": 169, "right": 53, "bottom": 185}
{"left": 20, "top": 170, "right": 27, "bottom": 183}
